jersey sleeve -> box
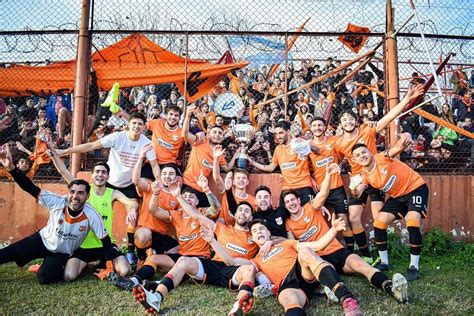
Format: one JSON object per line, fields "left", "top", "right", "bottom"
{"left": 37, "top": 190, "right": 66, "bottom": 213}
{"left": 87, "top": 207, "right": 108, "bottom": 240}
{"left": 100, "top": 131, "right": 119, "bottom": 149}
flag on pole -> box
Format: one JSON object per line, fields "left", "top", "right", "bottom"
{"left": 338, "top": 23, "right": 370, "bottom": 54}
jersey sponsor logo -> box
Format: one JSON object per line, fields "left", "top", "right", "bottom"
{"left": 381, "top": 175, "right": 397, "bottom": 193}
{"left": 262, "top": 246, "right": 283, "bottom": 262}
{"left": 55, "top": 228, "right": 78, "bottom": 240}
{"left": 157, "top": 138, "right": 174, "bottom": 149}
{"left": 299, "top": 226, "right": 318, "bottom": 242}
{"left": 315, "top": 156, "right": 334, "bottom": 168}
{"left": 202, "top": 159, "right": 213, "bottom": 169}
{"left": 275, "top": 217, "right": 283, "bottom": 225}
{"left": 225, "top": 243, "right": 249, "bottom": 255}
{"left": 280, "top": 162, "right": 297, "bottom": 170}
{"left": 178, "top": 233, "right": 199, "bottom": 241}
{"left": 304, "top": 216, "right": 311, "bottom": 223}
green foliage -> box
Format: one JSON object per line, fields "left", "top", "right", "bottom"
{"left": 387, "top": 231, "right": 409, "bottom": 260}
{"left": 423, "top": 227, "right": 455, "bottom": 256}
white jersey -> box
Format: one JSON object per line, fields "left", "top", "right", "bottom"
{"left": 100, "top": 131, "right": 156, "bottom": 187}
{"left": 38, "top": 190, "right": 108, "bottom": 255}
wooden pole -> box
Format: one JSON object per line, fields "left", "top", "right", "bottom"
{"left": 385, "top": 0, "right": 399, "bottom": 148}
{"left": 71, "top": 0, "right": 91, "bottom": 176}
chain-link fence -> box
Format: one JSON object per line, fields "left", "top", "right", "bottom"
{"left": 1, "top": 0, "right": 473, "bottom": 180}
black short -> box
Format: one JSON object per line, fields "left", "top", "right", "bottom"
{"left": 151, "top": 231, "right": 179, "bottom": 254}
{"left": 106, "top": 182, "right": 139, "bottom": 199}
{"left": 348, "top": 184, "right": 385, "bottom": 206}
{"left": 320, "top": 248, "right": 352, "bottom": 274}
{"left": 166, "top": 253, "right": 182, "bottom": 263}
{"left": 279, "top": 186, "right": 316, "bottom": 208}
{"left": 381, "top": 184, "right": 429, "bottom": 219}
{"left": 278, "top": 261, "right": 318, "bottom": 301}
{"left": 71, "top": 244, "right": 123, "bottom": 263}
{"left": 325, "top": 186, "right": 348, "bottom": 214}
{"left": 181, "top": 183, "right": 210, "bottom": 208}
{"left": 198, "top": 259, "right": 240, "bottom": 289}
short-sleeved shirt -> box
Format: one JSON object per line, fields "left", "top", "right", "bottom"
{"left": 333, "top": 125, "right": 377, "bottom": 175}
{"left": 137, "top": 181, "right": 179, "bottom": 235}
{"left": 100, "top": 131, "right": 156, "bottom": 188}
{"left": 361, "top": 153, "right": 426, "bottom": 198}
{"left": 170, "top": 211, "right": 211, "bottom": 257}
{"left": 271, "top": 143, "right": 312, "bottom": 190}
{"left": 38, "top": 190, "right": 107, "bottom": 255}
{"left": 146, "top": 118, "right": 185, "bottom": 165}
{"left": 219, "top": 192, "right": 256, "bottom": 226}
{"left": 212, "top": 222, "right": 258, "bottom": 262}
{"left": 182, "top": 139, "right": 227, "bottom": 192}
{"left": 252, "top": 207, "right": 289, "bottom": 238}
{"left": 285, "top": 204, "right": 343, "bottom": 256}
{"left": 308, "top": 135, "right": 344, "bottom": 190}
{"left": 251, "top": 240, "right": 299, "bottom": 291}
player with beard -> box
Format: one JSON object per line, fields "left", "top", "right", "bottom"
{"left": 132, "top": 202, "right": 259, "bottom": 315}
{"left": 0, "top": 144, "right": 116, "bottom": 285}
{"left": 57, "top": 112, "right": 161, "bottom": 264}
{"left": 283, "top": 163, "right": 408, "bottom": 304}
{"left": 333, "top": 84, "right": 424, "bottom": 260}
{"left": 130, "top": 144, "right": 181, "bottom": 269}
{"left": 308, "top": 117, "right": 352, "bottom": 249}
{"left": 351, "top": 133, "right": 428, "bottom": 281}
{"left": 109, "top": 176, "right": 219, "bottom": 291}
{"left": 250, "top": 120, "right": 315, "bottom": 207}
{"left": 46, "top": 147, "right": 137, "bottom": 281}
{"left": 181, "top": 104, "right": 235, "bottom": 207}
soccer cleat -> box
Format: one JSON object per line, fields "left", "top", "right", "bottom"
{"left": 126, "top": 251, "right": 137, "bottom": 265}
{"left": 108, "top": 272, "right": 138, "bottom": 291}
{"left": 28, "top": 264, "right": 41, "bottom": 274}
{"left": 324, "top": 286, "right": 339, "bottom": 304}
{"left": 391, "top": 273, "right": 408, "bottom": 303}
{"left": 405, "top": 266, "right": 420, "bottom": 282}
{"left": 228, "top": 291, "right": 254, "bottom": 315}
{"left": 342, "top": 297, "right": 363, "bottom": 316}
{"left": 253, "top": 283, "right": 274, "bottom": 298}
{"left": 133, "top": 284, "right": 162, "bottom": 315}
{"left": 373, "top": 262, "right": 390, "bottom": 272}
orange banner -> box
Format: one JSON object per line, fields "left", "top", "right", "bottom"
{"left": 338, "top": 23, "right": 370, "bottom": 54}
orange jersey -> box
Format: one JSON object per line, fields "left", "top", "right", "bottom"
{"left": 361, "top": 153, "right": 426, "bottom": 198}
{"left": 183, "top": 139, "right": 227, "bottom": 191}
{"left": 334, "top": 125, "right": 377, "bottom": 175}
{"left": 251, "top": 240, "right": 299, "bottom": 291}
{"left": 146, "top": 118, "right": 185, "bottom": 164}
{"left": 213, "top": 222, "right": 258, "bottom": 262}
{"left": 137, "top": 181, "right": 179, "bottom": 234}
{"left": 272, "top": 143, "right": 312, "bottom": 190}
{"left": 308, "top": 136, "right": 344, "bottom": 190}
{"left": 170, "top": 210, "right": 211, "bottom": 257}
{"left": 285, "top": 204, "right": 343, "bottom": 256}
{"left": 219, "top": 192, "right": 257, "bottom": 226}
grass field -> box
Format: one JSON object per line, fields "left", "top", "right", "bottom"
{"left": 1, "top": 240, "right": 473, "bottom": 315}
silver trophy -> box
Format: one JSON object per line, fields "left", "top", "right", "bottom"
{"left": 232, "top": 124, "right": 255, "bottom": 170}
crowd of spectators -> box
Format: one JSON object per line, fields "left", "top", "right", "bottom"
{"left": 0, "top": 60, "right": 473, "bottom": 179}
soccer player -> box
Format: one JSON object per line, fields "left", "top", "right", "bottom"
{"left": 333, "top": 84, "right": 424, "bottom": 259}
{"left": 47, "top": 147, "right": 137, "bottom": 281}
{"left": 132, "top": 201, "right": 260, "bottom": 315}
{"left": 283, "top": 163, "right": 408, "bottom": 303}
{"left": 181, "top": 104, "right": 234, "bottom": 207}
{"left": 351, "top": 133, "right": 428, "bottom": 281}
{"left": 251, "top": 185, "right": 289, "bottom": 238}
{"left": 132, "top": 144, "right": 180, "bottom": 268}
{"left": 57, "top": 112, "right": 161, "bottom": 264}
{"left": 250, "top": 120, "right": 315, "bottom": 206}
{"left": 0, "top": 144, "right": 115, "bottom": 285}
{"left": 308, "top": 116, "right": 352, "bottom": 248}
{"left": 109, "top": 177, "right": 219, "bottom": 291}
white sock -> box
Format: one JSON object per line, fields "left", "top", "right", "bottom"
{"left": 410, "top": 254, "right": 420, "bottom": 269}
{"left": 256, "top": 273, "right": 271, "bottom": 285}
{"left": 379, "top": 250, "right": 389, "bottom": 265}
{"left": 130, "top": 276, "right": 139, "bottom": 285}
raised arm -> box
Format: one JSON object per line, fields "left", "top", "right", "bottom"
{"left": 56, "top": 139, "right": 103, "bottom": 157}
{"left": 112, "top": 189, "right": 140, "bottom": 227}
{"left": 249, "top": 151, "right": 278, "bottom": 172}
{"left": 148, "top": 181, "right": 173, "bottom": 221}
{"left": 195, "top": 170, "right": 221, "bottom": 219}
{"left": 181, "top": 104, "right": 197, "bottom": 145}
{"left": 212, "top": 145, "right": 226, "bottom": 193}
{"left": 386, "top": 132, "right": 413, "bottom": 158}
{"left": 132, "top": 144, "right": 152, "bottom": 192}
{"left": 311, "top": 163, "right": 340, "bottom": 209}
{"left": 297, "top": 214, "right": 345, "bottom": 252}
{"left": 376, "top": 84, "right": 424, "bottom": 132}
